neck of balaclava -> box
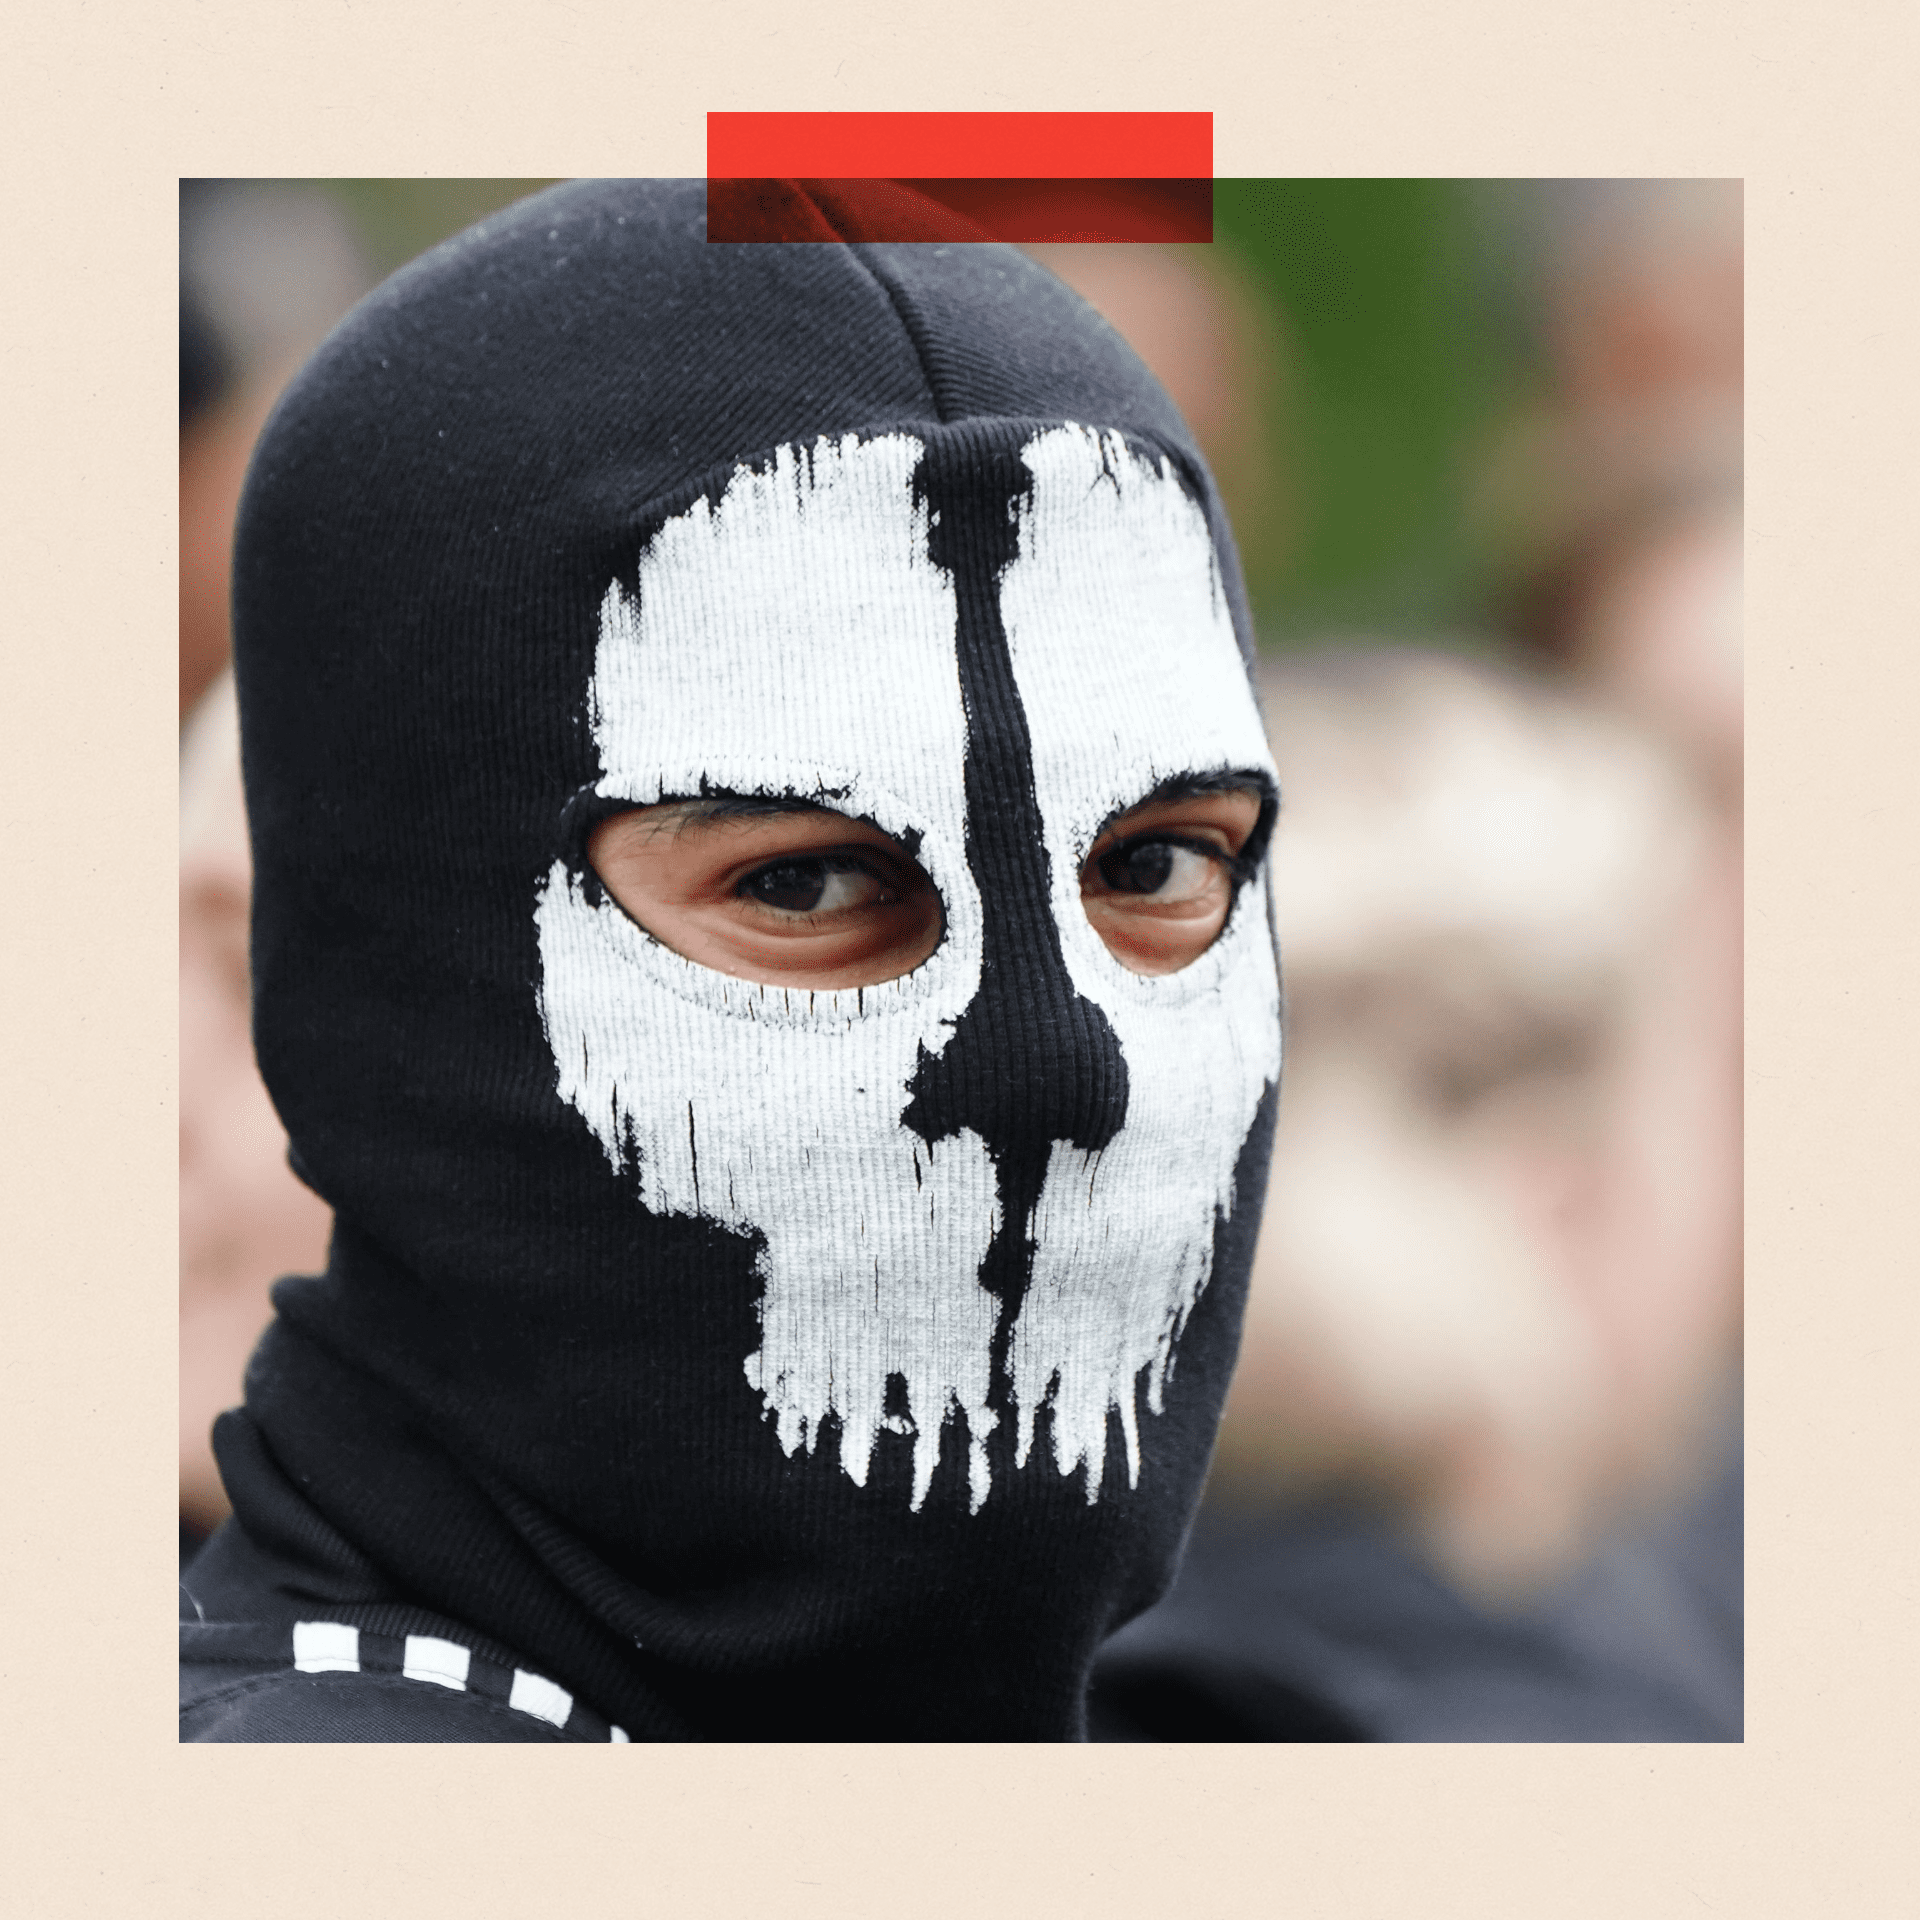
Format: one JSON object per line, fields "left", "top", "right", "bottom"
{"left": 220, "top": 1206, "right": 1243, "bottom": 1741}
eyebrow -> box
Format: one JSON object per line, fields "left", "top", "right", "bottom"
{"left": 1128, "top": 769, "right": 1275, "bottom": 809}
{"left": 624, "top": 793, "right": 857, "bottom": 847}
{"left": 666, "top": 795, "right": 829, "bottom": 823}
{"left": 1093, "top": 770, "right": 1279, "bottom": 877}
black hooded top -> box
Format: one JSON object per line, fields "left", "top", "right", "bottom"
{"left": 180, "top": 178, "right": 1282, "bottom": 1742}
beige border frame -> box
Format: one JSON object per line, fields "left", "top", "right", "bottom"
{"left": 5, "top": 5, "right": 1912, "bottom": 1911}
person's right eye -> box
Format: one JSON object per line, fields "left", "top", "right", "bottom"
{"left": 738, "top": 855, "right": 897, "bottom": 917}
{"left": 588, "top": 805, "right": 943, "bottom": 989}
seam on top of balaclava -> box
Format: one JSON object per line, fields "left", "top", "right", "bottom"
{"left": 703, "top": 182, "right": 945, "bottom": 422}
{"left": 842, "top": 244, "right": 954, "bottom": 425}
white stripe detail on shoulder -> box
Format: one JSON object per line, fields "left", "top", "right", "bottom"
{"left": 292, "top": 1621, "right": 361, "bottom": 1674}
{"left": 609, "top": 1724, "right": 630, "bottom": 1743}
{"left": 508, "top": 1669, "right": 573, "bottom": 1729}
{"left": 402, "top": 1635, "right": 472, "bottom": 1691}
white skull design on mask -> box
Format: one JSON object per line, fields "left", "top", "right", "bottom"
{"left": 534, "top": 424, "right": 1280, "bottom": 1513}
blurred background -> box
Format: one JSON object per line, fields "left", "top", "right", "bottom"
{"left": 180, "top": 177, "right": 1742, "bottom": 1739}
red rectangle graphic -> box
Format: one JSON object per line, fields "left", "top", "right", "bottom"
{"left": 707, "top": 112, "right": 1212, "bottom": 181}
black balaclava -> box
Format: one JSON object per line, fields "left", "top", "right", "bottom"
{"left": 220, "top": 178, "right": 1282, "bottom": 1740}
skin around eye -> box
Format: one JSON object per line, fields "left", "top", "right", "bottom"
{"left": 1080, "top": 786, "right": 1265, "bottom": 976}
{"left": 588, "top": 803, "right": 944, "bottom": 989}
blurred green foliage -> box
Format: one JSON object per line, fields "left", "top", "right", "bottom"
{"left": 314, "top": 178, "right": 1542, "bottom": 646}
{"left": 1214, "top": 180, "right": 1539, "bottom": 644}
{"left": 321, "top": 180, "right": 560, "bottom": 279}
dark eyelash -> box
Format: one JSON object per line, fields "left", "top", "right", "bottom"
{"left": 1098, "top": 832, "right": 1258, "bottom": 887}
{"left": 735, "top": 851, "right": 900, "bottom": 901}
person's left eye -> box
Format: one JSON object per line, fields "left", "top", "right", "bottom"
{"left": 1094, "top": 838, "right": 1227, "bottom": 903}
{"left": 739, "top": 856, "right": 893, "bottom": 917}
{"left": 1078, "top": 786, "right": 1265, "bottom": 976}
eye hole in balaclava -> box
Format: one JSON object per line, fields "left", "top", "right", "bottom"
{"left": 585, "top": 797, "right": 950, "bottom": 990}
{"left": 534, "top": 422, "right": 1280, "bottom": 1517}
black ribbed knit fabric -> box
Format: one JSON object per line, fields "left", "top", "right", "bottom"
{"left": 183, "top": 178, "right": 1280, "bottom": 1741}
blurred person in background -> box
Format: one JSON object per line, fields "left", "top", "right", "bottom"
{"left": 1227, "top": 651, "right": 1738, "bottom": 1578}
{"left": 179, "top": 674, "right": 333, "bottom": 1561}
{"left": 1504, "top": 178, "right": 1744, "bottom": 1584}
{"left": 179, "top": 274, "right": 243, "bottom": 721}
{"left": 1524, "top": 492, "right": 1741, "bottom": 814}
{"left": 179, "top": 184, "right": 368, "bottom": 1555}
{"left": 1496, "top": 177, "right": 1743, "bottom": 814}
{"left": 179, "top": 181, "right": 372, "bottom": 717}
{"left": 1498, "top": 179, "right": 1741, "bottom": 557}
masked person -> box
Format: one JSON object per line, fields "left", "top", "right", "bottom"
{"left": 179, "top": 178, "right": 1283, "bottom": 1742}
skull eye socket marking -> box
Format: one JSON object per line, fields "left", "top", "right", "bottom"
{"left": 587, "top": 799, "right": 945, "bottom": 991}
